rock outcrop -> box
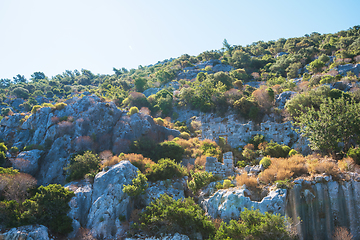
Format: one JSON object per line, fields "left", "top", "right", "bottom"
{"left": 0, "top": 95, "right": 179, "bottom": 185}
{"left": 66, "top": 160, "right": 187, "bottom": 239}
{"left": 201, "top": 187, "right": 287, "bottom": 221}
{"left": 0, "top": 225, "right": 50, "bottom": 240}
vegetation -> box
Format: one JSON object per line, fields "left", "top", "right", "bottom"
{"left": 122, "top": 170, "right": 148, "bottom": 197}
{"left": 64, "top": 151, "right": 101, "bottom": 182}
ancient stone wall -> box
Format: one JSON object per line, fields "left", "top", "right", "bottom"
{"left": 205, "top": 152, "right": 234, "bottom": 177}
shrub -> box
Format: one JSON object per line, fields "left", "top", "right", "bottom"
{"left": 264, "top": 141, "right": 291, "bottom": 158}
{"left": 179, "top": 132, "right": 190, "bottom": 140}
{"left": 222, "top": 179, "right": 232, "bottom": 189}
{"left": 21, "top": 184, "right": 75, "bottom": 234}
{"left": 23, "top": 144, "right": 44, "bottom": 151}
{"left": 288, "top": 149, "right": 299, "bottom": 157}
{"left": 153, "top": 117, "right": 164, "bottom": 126}
{"left": 136, "top": 194, "right": 216, "bottom": 239}
{"left": 31, "top": 105, "right": 42, "bottom": 114}
{"left": 259, "top": 155, "right": 307, "bottom": 184}
{"left": 187, "top": 170, "right": 215, "bottom": 193}
{"left": 1, "top": 107, "right": 12, "bottom": 116}
{"left": 156, "top": 141, "right": 184, "bottom": 163}
{"left": 54, "top": 102, "right": 67, "bottom": 110}
{"left": 0, "top": 172, "right": 37, "bottom": 203}
{"left": 120, "top": 153, "right": 155, "bottom": 173}
{"left": 259, "top": 157, "right": 271, "bottom": 169}
{"left": 128, "top": 106, "right": 139, "bottom": 116}
{"left": 236, "top": 174, "right": 258, "bottom": 189}
{"left": 10, "top": 146, "right": 19, "bottom": 154}
{"left": 122, "top": 170, "right": 148, "bottom": 197}
{"left": 347, "top": 147, "right": 360, "bottom": 164}
{"left": 146, "top": 158, "right": 187, "bottom": 182}
{"left": 0, "top": 200, "right": 21, "bottom": 227}
{"left": 200, "top": 139, "right": 222, "bottom": 161}
{"left": 213, "top": 208, "right": 294, "bottom": 240}
{"left": 64, "top": 151, "right": 101, "bottom": 182}
{"left": 41, "top": 103, "right": 55, "bottom": 108}
{"left": 249, "top": 134, "right": 266, "bottom": 149}
{"left": 307, "top": 159, "right": 339, "bottom": 177}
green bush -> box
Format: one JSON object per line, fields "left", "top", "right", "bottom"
{"left": 156, "top": 141, "right": 184, "bottom": 163}
{"left": 200, "top": 140, "right": 222, "bottom": 161}
{"left": 213, "top": 208, "right": 294, "bottom": 240}
{"left": 288, "top": 149, "right": 299, "bottom": 156}
{"left": 31, "top": 105, "right": 42, "bottom": 114}
{"left": 146, "top": 158, "right": 187, "bottom": 182}
{"left": 122, "top": 170, "right": 148, "bottom": 197}
{"left": 10, "top": 146, "right": 19, "bottom": 154}
{"left": 0, "top": 200, "right": 21, "bottom": 227}
{"left": 0, "top": 167, "right": 19, "bottom": 175}
{"left": 23, "top": 144, "right": 44, "bottom": 151}
{"left": 54, "top": 102, "right": 67, "bottom": 110}
{"left": 179, "top": 132, "right": 190, "bottom": 140}
{"left": 64, "top": 151, "right": 100, "bottom": 182}
{"left": 136, "top": 194, "right": 216, "bottom": 239}
{"left": 264, "top": 141, "right": 291, "bottom": 158}
{"left": 347, "top": 147, "right": 360, "bottom": 164}
{"left": 187, "top": 170, "right": 215, "bottom": 193}
{"left": 128, "top": 106, "right": 139, "bottom": 116}
{"left": 260, "top": 157, "right": 271, "bottom": 169}
{"left": 21, "top": 184, "right": 75, "bottom": 234}
{"left": 249, "top": 134, "right": 266, "bottom": 149}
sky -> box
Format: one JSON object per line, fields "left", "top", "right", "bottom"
{"left": 0, "top": 0, "right": 359, "bottom": 80}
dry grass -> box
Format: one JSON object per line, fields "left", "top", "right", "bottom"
{"left": 236, "top": 173, "right": 258, "bottom": 189}
{"left": 307, "top": 157, "right": 339, "bottom": 177}
{"left": 337, "top": 158, "right": 355, "bottom": 172}
{"left": 259, "top": 155, "right": 307, "bottom": 184}
{"left": 100, "top": 156, "right": 121, "bottom": 169}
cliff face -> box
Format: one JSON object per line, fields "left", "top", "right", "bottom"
{"left": 287, "top": 179, "right": 360, "bottom": 240}
{"left": 0, "top": 94, "right": 179, "bottom": 185}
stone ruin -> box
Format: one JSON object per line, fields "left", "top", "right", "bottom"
{"left": 205, "top": 152, "right": 234, "bottom": 177}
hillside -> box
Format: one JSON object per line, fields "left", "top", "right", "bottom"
{"left": 1, "top": 25, "right": 360, "bottom": 240}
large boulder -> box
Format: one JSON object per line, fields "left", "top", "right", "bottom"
{"left": 86, "top": 161, "right": 138, "bottom": 239}
{"left": 0, "top": 225, "right": 50, "bottom": 240}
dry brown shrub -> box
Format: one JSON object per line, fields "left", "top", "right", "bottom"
{"left": 1, "top": 173, "right": 37, "bottom": 203}
{"left": 332, "top": 226, "right": 353, "bottom": 240}
{"left": 190, "top": 120, "right": 201, "bottom": 132}
{"left": 99, "top": 150, "right": 113, "bottom": 161}
{"left": 121, "top": 153, "right": 155, "bottom": 173}
{"left": 174, "top": 138, "right": 201, "bottom": 158}
{"left": 195, "top": 155, "right": 207, "bottom": 167}
{"left": 307, "top": 159, "right": 339, "bottom": 177}
{"left": 100, "top": 156, "right": 120, "bottom": 169}
{"left": 297, "top": 81, "right": 310, "bottom": 92}
{"left": 236, "top": 173, "right": 258, "bottom": 189}
{"left": 258, "top": 142, "right": 268, "bottom": 151}
{"left": 186, "top": 163, "right": 195, "bottom": 172}
{"left": 338, "top": 158, "right": 355, "bottom": 172}
{"left": 252, "top": 85, "right": 274, "bottom": 109}
{"left": 244, "top": 143, "right": 255, "bottom": 150}
{"left": 259, "top": 155, "right": 307, "bottom": 184}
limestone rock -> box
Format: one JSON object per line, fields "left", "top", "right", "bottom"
{"left": 0, "top": 225, "right": 50, "bottom": 240}
{"left": 201, "top": 188, "right": 287, "bottom": 221}
{"left": 276, "top": 91, "right": 296, "bottom": 109}
{"left": 86, "top": 161, "right": 138, "bottom": 239}
{"left": 125, "top": 233, "right": 190, "bottom": 240}
{"left": 11, "top": 149, "right": 43, "bottom": 175}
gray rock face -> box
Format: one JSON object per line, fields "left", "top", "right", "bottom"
{"left": 201, "top": 187, "right": 287, "bottom": 221}
{"left": 66, "top": 161, "right": 138, "bottom": 239}
{"left": 0, "top": 95, "right": 179, "bottom": 185}
{"left": 286, "top": 180, "right": 360, "bottom": 240}
{"left": 11, "top": 149, "right": 43, "bottom": 176}
{"left": 0, "top": 225, "right": 50, "bottom": 240}
{"left": 276, "top": 91, "right": 296, "bottom": 109}
{"left": 143, "top": 88, "right": 161, "bottom": 97}
{"left": 336, "top": 63, "right": 360, "bottom": 76}
{"left": 143, "top": 178, "right": 186, "bottom": 206}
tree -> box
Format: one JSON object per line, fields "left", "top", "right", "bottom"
{"left": 31, "top": 72, "right": 46, "bottom": 81}
{"left": 12, "top": 87, "right": 29, "bottom": 99}
{"left": 13, "top": 74, "right": 27, "bottom": 84}
{"left": 295, "top": 97, "right": 360, "bottom": 155}
{"left": 134, "top": 77, "right": 147, "bottom": 92}
{"left": 64, "top": 151, "right": 100, "bottom": 182}
{"left": 306, "top": 59, "right": 325, "bottom": 73}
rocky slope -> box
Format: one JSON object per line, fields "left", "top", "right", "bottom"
{"left": 0, "top": 94, "right": 179, "bottom": 185}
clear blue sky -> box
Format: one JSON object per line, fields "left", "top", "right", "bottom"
{"left": 0, "top": 0, "right": 359, "bottom": 80}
